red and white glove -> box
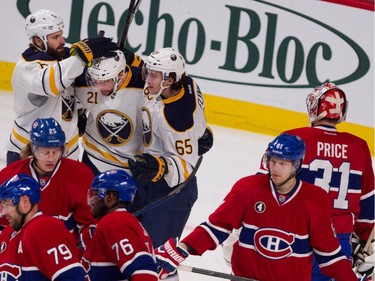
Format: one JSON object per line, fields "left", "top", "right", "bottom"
{"left": 155, "top": 238, "right": 189, "bottom": 279}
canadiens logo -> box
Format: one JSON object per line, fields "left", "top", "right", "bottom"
{"left": 97, "top": 110, "right": 133, "bottom": 146}
{"left": 254, "top": 228, "right": 295, "bottom": 259}
{"left": 0, "top": 263, "right": 22, "bottom": 279}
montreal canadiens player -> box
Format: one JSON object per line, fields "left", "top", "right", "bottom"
{"left": 154, "top": 133, "right": 357, "bottom": 281}
{"left": 0, "top": 118, "right": 96, "bottom": 250}
{"left": 82, "top": 169, "right": 158, "bottom": 281}
{"left": 259, "top": 82, "right": 374, "bottom": 280}
{"left": 0, "top": 174, "right": 88, "bottom": 280}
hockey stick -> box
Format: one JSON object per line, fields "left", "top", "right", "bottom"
{"left": 133, "top": 156, "right": 203, "bottom": 217}
{"left": 118, "top": 0, "right": 142, "bottom": 49}
{"left": 178, "top": 265, "right": 258, "bottom": 281}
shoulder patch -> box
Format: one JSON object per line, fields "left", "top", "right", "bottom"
{"left": 163, "top": 77, "right": 196, "bottom": 132}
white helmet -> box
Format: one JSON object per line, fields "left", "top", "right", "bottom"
{"left": 25, "top": 9, "right": 64, "bottom": 50}
{"left": 87, "top": 50, "right": 127, "bottom": 96}
{"left": 144, "top": 47, "right": 186, "bottom": 82}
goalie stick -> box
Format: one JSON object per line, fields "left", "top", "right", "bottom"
{"left": 178, "top": 265, "right": 258, "bottom": 281}
{"left": 133, "top": 156, "right": 203, "bottom": 217}
{"left": 118, "top": 0, "right": 142, "bottom": 49}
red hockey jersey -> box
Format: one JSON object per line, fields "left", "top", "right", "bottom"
{"left": 82, "top": 208, "right": 158, "bottom": 281}
{"left": 284, "top": 126, "right": 374, "bottom": 241}
{"left": 0, "top": 158, "right": 97, "bottom": 248}
{"left": 0, "top": 212, "right": 87, "bottom": 280}
{"left": 182, "top": 174, "right": 357, "bottom": 281}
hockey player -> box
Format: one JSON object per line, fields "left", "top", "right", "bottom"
{"left": 6, "top": 9, "right": 117, "bottom": 165}
{"left": 75, "top": 50, "right": 145, "bottom": 175}
{"left": 154, "top": 133, "right": 357, "bottom": 281}
{"left": 82, "top": 169, "right": 158, "bottom": 281}
{"left": 0, "top": 118, "right": 96, "bottom": 250}
{"left": 128, "top": 47, "right": 208, "bottom": 248}
{"left": 257, "top": 82, "right": 374, "bottom": 280}
{"left": 0, "top": 174, "right": 88, "bottom": 280}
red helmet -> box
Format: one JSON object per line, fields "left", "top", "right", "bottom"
{"left": 306, "top": 82, "right": 348, "bottom": 124}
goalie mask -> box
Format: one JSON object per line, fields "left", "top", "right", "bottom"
{"left": 306, "top": 82, "right": 348, "bottom": 125}
{"left": 87, "top": 50, "right": 127, "bottom": 97}
{"left": 25, "top": 9, "right": 64, "bottom": 51}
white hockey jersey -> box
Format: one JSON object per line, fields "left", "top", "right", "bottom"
{"left": 7, "top": 47, "right": 84, "bottom": 159}
{"left": 141, "top": 76, "right": 206, "bottom": 187}
{"left": 75, "top": 65, "right": 144, "bottom": 172}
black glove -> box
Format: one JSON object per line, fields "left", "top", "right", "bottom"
{"left": 198, "top": 126, "right": 214, "bottom": 155}
{"left": 128, "top": 153, "right": 168, "bottom": 182}
{"left": 77, "top": 108, "right": 88, "bottom": 137}
{"left": 70, "top": 37, "right": 118, "bottom": 66}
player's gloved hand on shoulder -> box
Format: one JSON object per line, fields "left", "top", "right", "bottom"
{"left": 70, "top": 37, "right": 118, "bottom": 66}
{"left": 155, "top": 238, "right": 189, "bottom": 280}
{"left": 198, "top": 126, "right": 214, "bottom": 155}
{"left": 128, "top": 153, "right": 168, "bottom": 182}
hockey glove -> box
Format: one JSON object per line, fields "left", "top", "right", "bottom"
{"left": 356, "top": 251, "right": 374, "bottom": 278}
{"left": 70, "top": 37, "right": 118, "bottom": 66}
{"left": 155, "top": 238, "right": 189, "bottom": 279}
{"left": 128, "top": 153, "right": 168, "bottom": 182}
{"left": 198, "top": 126, "right": 214, "bottom": 155}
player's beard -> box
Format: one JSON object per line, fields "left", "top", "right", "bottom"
{"left": 47, "top": 45, "right": 65, "bottom": 60}
{"left": 92, "top": 200, "right": 108, "bottom": 219}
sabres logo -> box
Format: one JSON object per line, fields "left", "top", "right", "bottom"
{"left": 61, "top": 91, "right": 75, "bottom": 121}
{"left": 97, "top": 110, "right": 133, "bottom": 146}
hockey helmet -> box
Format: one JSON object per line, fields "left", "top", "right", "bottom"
{"left": 25, "top": 9, "right": 64, "bottom": 50}
{"left": 265, "top": 133, "right": 306, "bottom": 172}
{"left": 306, "top": 82, "right": 348, "bottom": 124}
{"left": 87, "top": 50, "right": 126, "bottom": 95}
{"left": 30, "top": 117, "right": 66, "bottom": 147}
{"left": 143, "top": 47, "right": 186, "bottom": 82}
{"left": 91, "top": 169, "right": 137, "bottom": 203}
{"left": 88, "top": 50, "right": 126, "bottom": 82}
{"left": 0, "top": 174, "right": 41, "bottom": 205}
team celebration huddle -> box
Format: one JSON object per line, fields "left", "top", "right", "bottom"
{"left": 0, "top": 3, "right": 373, "bottom": 281}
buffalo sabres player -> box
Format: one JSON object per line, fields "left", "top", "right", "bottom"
{"left": 257, "top": 83, "right": 374, "bottom": 280}
{"left": 0, "top": 118, "right": 96, "bottom": 251}
{"left": 75, "top": 50, "right": 145, "bottom": 175}
{"left": 82, "top": 169, "right": 158, "bottom": 281}
{"left": 6, "top": 9, "right": 117, "bottom": 165}
{"left": 128, "top": 48, "right": 208, "bottom": 249}
{"left": 154, "top": 133, "right": 357, "bottom": 281}
{"left": 0, "top": 174, "right": 88, "bottom": 280}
